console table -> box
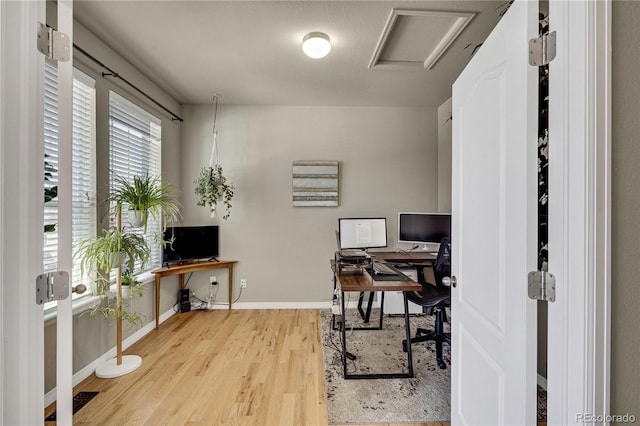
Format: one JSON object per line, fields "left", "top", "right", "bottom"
{"left": 152, "top": 260, "right": 237, "bottom": 329}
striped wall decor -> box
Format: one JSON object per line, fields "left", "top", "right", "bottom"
{"left": 292, "top": 161, "right": 339, "bottom": 207}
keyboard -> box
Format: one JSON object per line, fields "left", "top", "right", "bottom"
{"left": 372, "top": 262, "right": 397, "bottom": 275}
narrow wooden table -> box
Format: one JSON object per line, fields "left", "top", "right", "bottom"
{"left": 152, "top": 260, "right": 237, "bottom": 329}
{"left": 332, "top": 260, "right": 422, "bottom": 379}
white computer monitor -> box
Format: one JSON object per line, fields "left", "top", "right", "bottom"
{"left": 338, "top": 217, "right": 387, "bottom": 250}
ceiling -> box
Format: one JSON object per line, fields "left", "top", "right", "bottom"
{"left": 73, "top": 1, "right": 505, "bottom": 107}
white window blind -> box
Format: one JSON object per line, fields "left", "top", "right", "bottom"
{"left": 43, "top": 61, "right": 60, "bottom": 273}
{"left": 43, "top": 62, "right": 97, "bottom": 300}
{"left": 108, "top": 91, "right": 162, "bottom": 273}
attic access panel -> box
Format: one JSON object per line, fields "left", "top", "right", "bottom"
{"left": 369, "top": 9, "right": 476, "bottom": 70}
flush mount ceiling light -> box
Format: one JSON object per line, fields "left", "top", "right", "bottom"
{"left": 302, "top": 32, "right": 331, "bottom": 59}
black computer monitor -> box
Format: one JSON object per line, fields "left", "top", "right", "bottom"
{"left": 338, "top": 217, "right": 387, "bottom": 250}
{"left": 163, "top": 226, "right": 219, "bottom": 264}
{"left": 398, "top": 212, "right": 451, "bottom": 251}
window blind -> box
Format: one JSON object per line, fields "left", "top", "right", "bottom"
{"left": 108, "top": 91, "right": 162, "bottom": 273}
{"left": 43, "top": 62, "right": 97, "bottom": 300}
{"left": 43, "top": 61, "right": 60, "bottom": 273}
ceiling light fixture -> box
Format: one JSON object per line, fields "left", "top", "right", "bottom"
{"left": 302, "top": 32, "right": 331, "bottom": 59}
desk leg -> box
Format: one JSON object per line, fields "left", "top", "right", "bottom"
{"left": 155, "top": 274, "right": 161, "bottom": 330}
{"left": 403, "top": 292, "right": 414, "bottom": 378}
{"left": 179, "top": 273, "right": 185, "bottom": 289}
{"left": 340, "top": 290, "right": 347, "bottom": 378}
{"left": 228, "top": 265, "right": 233, "bottom": 310}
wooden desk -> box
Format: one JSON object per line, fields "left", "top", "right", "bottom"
{"left": 152, "top": 260, "right": 237, "bottom": 329}
{"left": 346, "top": 251, "right": 436, "bottom": 322}
{"left": 332, "top": 261, "right": 421, "bottom": 379}
{"left": 369, "top": 250, "right": 437, "bottom": 263}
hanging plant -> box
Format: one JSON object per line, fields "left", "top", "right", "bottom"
{"left": 193, "top": 95, "right": 235, "bottom": 219}
{"left": 194, "top": 163, "right": 234, "bottom": 219}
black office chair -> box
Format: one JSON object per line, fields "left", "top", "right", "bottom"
{"left": 402, "top": 237, "right": 451, "bottom": 369}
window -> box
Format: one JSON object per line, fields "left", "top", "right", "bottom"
{"left": 43, "top": 62, "right": 97, "bottom": 300}
{"left": 108, "top": 91, "right": 162, "bottom": 272}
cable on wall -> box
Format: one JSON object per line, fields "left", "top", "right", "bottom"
{"left": 73, "top": 44, "right": 184, "bottom": 122}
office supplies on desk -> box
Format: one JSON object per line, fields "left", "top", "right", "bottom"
{"left": 372, "top": 261, "right": 397, "bottom": 275}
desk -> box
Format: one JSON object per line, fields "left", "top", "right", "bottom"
{"left": 332, "top": 260, "right": 421, "bottom": 379}
{"left": 355, "top": 251, "right": 436, "bottom": 322}
{"left": 369, "top": 250, "right": 437, "bottom": 263}
{"left": 152, "top": 260, "right": 237, "bottom": 329}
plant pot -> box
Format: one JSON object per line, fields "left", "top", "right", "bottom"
{"left": 121, "top": 285, "right": 130, "bottom": 299}
{"left": 128, "top": 209, "right": 147, "bottom": 228}
{"left": 108, "top": 251, "right": 126, "bottom": 269}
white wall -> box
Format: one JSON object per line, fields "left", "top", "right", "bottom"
{"left": 179, "top": 105, "right": 438, "bottom": 304}
{"left": 611, "top": 0, "right": 640, "bottom": 416}
{"left": 437, "top": 98, "right": 452, "bottom": 213}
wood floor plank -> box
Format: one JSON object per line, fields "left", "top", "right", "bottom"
{"left": 46, "top": 309, "right": 446, "bottom": 426}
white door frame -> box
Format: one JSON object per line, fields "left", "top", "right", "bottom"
{"left": 547, "top": 0, "right": 611, "bottom": 423}
{"left": 56, "top": 1, "right": 75, "bottom": 424}
{"left": 1, "top": 1, "right": 46, "bottom": 424}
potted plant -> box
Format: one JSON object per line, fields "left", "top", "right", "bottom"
{"left": 109, "top": 174, "right": 182, "bottom": 231}
{"left": 121, "top": 269, "right": 143, "bottom": 299}
{"left": 194, "top": 163, "right": 234, "bottom": 219}
{"left": 75, "top": 227, "right": 150, "bottom": 292}
{"left": 74, "top": 224, "right": 150, "bottom": 328}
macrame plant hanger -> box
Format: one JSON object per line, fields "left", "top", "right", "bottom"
{"left": 209, "top": 94, "right": 219, "bottom": 168}
{"left": 207, "top": 94, "right": 220, "bottom": 218}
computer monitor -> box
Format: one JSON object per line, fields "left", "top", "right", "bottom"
{"left": 163, "top": 226, "right": 219, "bottom": 264}
{"left": 338, "top": 217, "right": 387, "bottom": 250}
{"left": 398, "top": 212, "right": 451, "bottom": 250}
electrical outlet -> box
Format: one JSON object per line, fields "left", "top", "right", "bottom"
{"left": 240, "top": 279, "right": 247, "bottom": 288}
{"left": 210, "top": 276, "right": 217, "bottom": 285}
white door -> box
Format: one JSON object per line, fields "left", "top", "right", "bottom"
{"left": 1, "top": 1, "right": 75, "bottom": 424}
{"left": 1, "top": 1, "right": 47, "bottom": 424}
{"left": 451, "top": 0, "right": 538, "bottom": 424}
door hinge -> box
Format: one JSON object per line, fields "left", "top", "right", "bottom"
{"left": 529, "top": 31, "right": 556, "bottom": 66}
{"left": 527, "top": 270, "right": 556, "bottom": 302}
{"left": 36, "top": 271, "right": 70, "bottom": 305}
{"left": 37, "top": 23, "right": 70, "bottom": 62}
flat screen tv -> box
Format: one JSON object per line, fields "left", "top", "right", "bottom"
{"left": 163, "top": 226, "right": 219, "bottom": 264}
{"left": 398, "top": 212, "right": 451, "bottom": 250}
{"left": 338, "top": 217, "right": 387, "bottom": 250}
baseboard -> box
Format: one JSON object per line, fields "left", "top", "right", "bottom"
{"left": 228, "top": 301, "right": 361, "bottom": 310}
{"left": 44, "top": 307, "right": 177, "bottom": 407}
{"left": 230, "top": 301, "right": 329, "bottom": 309}
{"left": 538, "top": 373, "right": 548, "bottom": 390}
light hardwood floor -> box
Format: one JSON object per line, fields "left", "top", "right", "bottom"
{"left": 45, "top": 309, "right": 444, "bottom": 426}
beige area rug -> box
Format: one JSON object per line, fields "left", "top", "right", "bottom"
{"left": 320, "top": 309, "right": 451, "bottom": 424}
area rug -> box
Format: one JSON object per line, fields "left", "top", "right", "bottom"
{"left": 320, "top": 309, "right": 451, "bottom": 424}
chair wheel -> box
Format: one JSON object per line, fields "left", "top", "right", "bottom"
{"left": 402, "top": 340, "right": 408, "bottom": 353}
{"left": 437, "top": 360, "right": 446, "bottom": 369}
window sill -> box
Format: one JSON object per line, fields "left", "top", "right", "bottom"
{"left": 43, "top": 270, "right": 155, "bottom": 327}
